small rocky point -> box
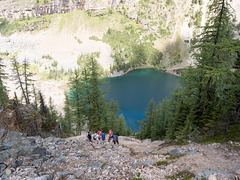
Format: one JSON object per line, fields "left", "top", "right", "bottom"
{"left": 0, "top": 129, "right": 239, "bottom": 180}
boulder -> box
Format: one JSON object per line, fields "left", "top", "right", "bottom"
{"left": 236, "top": 169, "right": 240, "bottom": 175}
{"left": 169, "top": 148, "right": 197, "bottom": 156}
{"left": 33, "top": 174, "right": 53, "bottom": 180}
{"left": 31, "top": 147, "right": 47, "bottom": 158}
{"left": 16, "top": 146, "right": 47, "bottom": 158}
{"left": 55, "top": 171, "right": 72, "bottom": 179}
{"left": 133, "top": 161, "right": 154, "bottom": 168}
{"left": 50, "top": 155, "right": 66, "bottom": 166}
{"left": 0, "top": 129, "right": 8, "bottom": 141}
{"left": 0, "top": 145, "right": 12, "bottom": 152}
{"left": 195, "top": 169, "right": 236, "bottom": 180}
{"left": 111, "top": 0, "right": 121, "bottom": 9}
{"left": 0, "top": 164, "right": 7, "bottom": 174}
{"left": 0, "top": 151, "right": 10, "bottom": 163}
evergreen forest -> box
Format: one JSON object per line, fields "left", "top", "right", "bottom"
{"left": 138, "top": 0, "right": 240, "bottom": 142}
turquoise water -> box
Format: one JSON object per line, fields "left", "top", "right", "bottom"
{"left": 102, "top": 68, "right": 180, "bottom": 132}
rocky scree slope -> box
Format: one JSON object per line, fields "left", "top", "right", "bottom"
{"left": 0, "top": 129, "right": 240, "bottom": 180}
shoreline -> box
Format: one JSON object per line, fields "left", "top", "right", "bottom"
{"left": 108, "top": 66, "right": 182, "bottom": 78}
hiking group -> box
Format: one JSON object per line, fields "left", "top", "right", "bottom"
{"left": 86, "top": 129, "right": 119, "bottom": 146}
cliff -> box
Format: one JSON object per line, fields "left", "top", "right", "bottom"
{"left": 0, "top": 0, "right": 138, "bottom": 20}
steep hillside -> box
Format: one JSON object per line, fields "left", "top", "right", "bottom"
{"left": 0, "top": 129, "right": 239, "bottom": 179}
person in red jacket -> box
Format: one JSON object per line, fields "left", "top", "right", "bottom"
{"left": 108, "top": 129, "right": 113, "bottom": 142}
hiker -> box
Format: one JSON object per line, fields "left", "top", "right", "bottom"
{"left": 100, "top": 131, "right": 107, "bottom": 146}
{"left": 93, "top": 131, "right": 99, "bottom": 144}
{"left": 97, "top": 130, "right": 102, "bottom": 136}
{"left": 108, "top": 129, "right": 114, "bottom": 142}
{"left": 86, "top": 129, "right": 92, "bottom": 142}
{"left": 113, "top": 134, "right": 119, "bottom": 145}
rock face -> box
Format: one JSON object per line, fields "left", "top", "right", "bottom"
{"left": 0, "top": 129, "right": 239, "bottom": 180}
{"left": 0, "top": 0, "right": 138, "bottom": 20}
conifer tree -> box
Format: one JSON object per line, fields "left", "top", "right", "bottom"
{"left": 0, "top": 57, "right": 8, "bottom": 107}
{"left": 22, "top": 58, "right": 34, "bottom": 104}
{"left": 39, "top": 91, "right": 47, "bottom": 118}
{"left": 12, "top": 57, "right": 34, "bottom": 104}
{"left": 139, "top": 98, "right": 155, "bottom": 139}
{"left": 47, "top": 97, "right": 58, "bottom": 128}
{"left": 67, "top": 69, "right": 87, "bottom": 135}
{"left": 87, "top": 56, "right": 103, "bottom": 131}
{"left": 12, "top": 57, "right": 28, "bottom": 104}
{"left": 183, "top": 0, "right": 238, "bottom": 135}
{"left": 117, "top": 114, "right": 126, "bottom": 136}
{"left": 61, "top": 93, "right": 73, "bottom": 134}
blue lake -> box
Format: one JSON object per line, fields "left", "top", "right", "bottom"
{"left": 102, "top": 68, "right": 180, "bottom": 132}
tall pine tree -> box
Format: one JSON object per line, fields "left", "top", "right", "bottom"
{"left": 0, "top": 57, "right": 8, "bottom": 107}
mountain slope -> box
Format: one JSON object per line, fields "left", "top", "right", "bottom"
{"left": 0, "top": 129, "right": 239, "bottom": 179}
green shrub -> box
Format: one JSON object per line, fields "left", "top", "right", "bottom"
{"left": 165, "top": 170, "right": 195, "bottom": 179}
{"left": 89, "top": 36, "right": 101, "bottom": 41}
{"left": 74, "top": 36, "right": 83, "bottom": 44}
{"left": 166, "top": 0, "right": 175, "bottom": 6}
{"left": 42, "top": 54, "right": 53, "bottom": 60}
{"left": 166, "top": 154, "right": 185, "bottom": 160}
{"left": 155, "top": 161, "right": 169, "bottom": 166}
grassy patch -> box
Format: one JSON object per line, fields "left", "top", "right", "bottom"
{"left": 155, "top": 161, "right": 169, "bottom": 166}
{"left": 165, "top": 170, "right": 195, "bottom": 179}
{"left": 166, "top": 154, "right": 185, "bottom": 160}
{"left": 101, "top": 163, "right": 108, "bottom": 169}
{"left": 89, "top": 36, "right": 101, "bottom": 41}
{"left": 74, "top": 36, "right": 83, "bottom": 44}
{"left": 0, "top": 51, "right": 10, "bottom": 56}
{"left": 42, "top": 54, "right": 53, "bottom": 60}
{"left": 102, "top": 27, "right": 162, "bottom": 72}
{"left": 36, "top": 0, "right": 52, "bottom": 5}
{"left": 199, "top": 123, "right": 240, "bottom": 145}
{"left": 0, "top": 15, "right": 53, "bottom": 36}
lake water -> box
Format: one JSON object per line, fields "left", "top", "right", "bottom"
{"left": 103, "top": 68, "right": 180, "bottom": 132}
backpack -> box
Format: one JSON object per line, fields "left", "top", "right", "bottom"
{"left": 101, "top": 133, "right": 106, "bottom": 141}
{"left": 114, "top": 135, "right": 118, "bottom": 141}
{"left": 87, "top": 132, "right": 91, "bottom": 138}
{"left": 93, "top": 134, "right": 97, "bottom": 140}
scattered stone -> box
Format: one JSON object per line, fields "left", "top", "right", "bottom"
{"left": 5, "top": 168, "right": 12, "bottom": 175}
{"left": 0, "top": 129, "right": 238, "bottom": 180}
{"left": 73, "top": 169, "right": 84, "bottom": 178}
{"left": 83, "top": 163, "right": 103, "bottom": 168}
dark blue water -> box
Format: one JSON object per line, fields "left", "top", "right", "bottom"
{"left": 103, "top": 68, "right": 180, "bottom": 132}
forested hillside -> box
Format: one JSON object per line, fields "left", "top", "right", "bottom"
{"left": 139, "top": 0, "right": 240, "bottom": 142}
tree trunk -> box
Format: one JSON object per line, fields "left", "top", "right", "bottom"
{"left": 234, "top": 104, "right": 240, "bottom": 124}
